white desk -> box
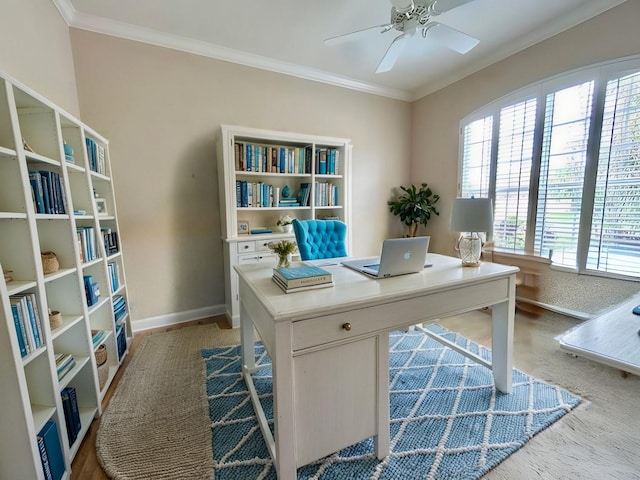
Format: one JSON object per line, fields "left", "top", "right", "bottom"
{"left": 236, "top": 253, "right": 518, "bottom": 480}
{"left": 559, "top": 292, "right": 640, "bottom": 375}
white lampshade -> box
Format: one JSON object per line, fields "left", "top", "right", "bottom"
{"left": 450, "top": 198, "right": 494, "bottom": 234}
{"left": 450, "top": 198, "right": 493, "bottom": 267}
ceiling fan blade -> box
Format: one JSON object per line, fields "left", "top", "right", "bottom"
{"left": 430, "top": 0, "right": 475, "bottom": 15}
{"left": 376, "top": 33, "right": 408, "bottom": 73}
{"left": 425, "top": 22, "right": 479, "bottom": 54}
{"left": 324, "top": 24, "right": 393, "bottom": 47}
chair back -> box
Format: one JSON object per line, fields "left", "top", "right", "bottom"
{"left": 292, "top": 219, "right": 348, "bottom": 260}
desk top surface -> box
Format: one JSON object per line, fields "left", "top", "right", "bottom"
{"left": 559, "top": 293, "right": 640, "bottom": 373}
{"left": 236, "top": 253, "right": 518, "bottom": 323}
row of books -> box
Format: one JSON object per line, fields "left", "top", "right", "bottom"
{"left": 10, "top": 293, "right": 44, "bottom": 358}
{"left": 272, "top": 265, "right": 334, "bottom": 294}
{"left": 37, "top": 420, "right": 65, "bottom": 480}
{"left": 84, "top": 275, "right": 100, "bottom": 307}
{"left": 55, "top": 353, "right": 76, "bottom": 381}
{"left": 108, "top": 261, "right": 121, "bottom": 293}
{"left": 102, "top": 228, "right": 120, "bottom": 256}
{"left": 315, "top": 182, "right": 340, "bottom": 207}
{"left": 234, "top": 181, "right": 317, "bottom": 208}
{"left": 86, "top": 138, "right": 106, "bottom": 175}
{"left": 234, "top": 142, "right": 311, "bottom": 174}
{"left": 113, "top": 294, "right": 127, "bottom": 322}
{"left": 91, "top": 329, "right": 106, "bottom": 346}
{"left": 61, "top": 386, "right": 81, "bottom": 446}
{"left": 77, "top": 226, "right": 98, "bottom": 262}
{"left": 29, "top": 170, "right": 67, "bottom": 214}
{"left": 315, "top": 148, "right": 340, "bottom": 175}
{"left": 116, "top": 324, "right": 127, "bottom": 360}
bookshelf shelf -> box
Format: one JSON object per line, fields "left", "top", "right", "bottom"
{"left": 0, "top": 71, "right": 132, "bottom": 479}
{"left": 217, "top": 125, "right": 352, "bottom": 327}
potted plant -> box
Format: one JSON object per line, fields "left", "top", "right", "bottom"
{"left": 387, "top": 183, "right": 440, "bottom": 237}
{"left": 269, "top": 239, "right": 298, "bottom": 268}
{"left": 276, "top": 215, "right": 294, "bottom": 233}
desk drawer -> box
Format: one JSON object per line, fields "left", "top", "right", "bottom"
{"left": 292, "top": 277, "right": 510, "bottom": 351}
{"left": 237, "top": 240, "right": 256, "bottom": 253}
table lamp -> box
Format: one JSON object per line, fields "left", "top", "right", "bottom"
{"left": 450, "top": 197, "right": 493, "bottom": 267}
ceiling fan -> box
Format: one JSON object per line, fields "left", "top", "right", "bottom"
{"left": 324, "top": 0, "right": 479, "bottom": 73}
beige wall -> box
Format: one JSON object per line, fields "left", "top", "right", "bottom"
{"left": 70, "top": 30, "right": 411, "bottom": 324}
{"left": 0, "top": 0, "right": 79, "bottom": 116}
{"left": 412, "top": 0, "right": 640, "bottom": 313}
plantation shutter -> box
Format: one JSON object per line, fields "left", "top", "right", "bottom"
{"left": 534, "top": 81, "right": 595, "bottom": 266}
{"left": 587, "top": 71, "right": 640, "bottom": 276}
{"left": 460, "top": 116, "right": 492, "bottom": 198}
{"left": 492, "top": 98, "right": 537, "bottom": 250}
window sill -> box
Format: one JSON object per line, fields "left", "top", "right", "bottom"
{"left": 484, "top": 247, "right": 552, "bottom": 265}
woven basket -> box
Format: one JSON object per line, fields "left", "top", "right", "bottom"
{"left": 41, "top": 251, "right": 59, "bottom": 274}
{"left": 49, "top": 311, "right": 62, "bottom": 329}
{"left": 97, "top": 362, "right": 109, "bottom": 390}
{"left": 95, "top": 344, "right": 108, "bottom": 366}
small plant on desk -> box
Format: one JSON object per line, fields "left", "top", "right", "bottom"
{"left": 269, "top": 240, "right": 297, "bottom": 269}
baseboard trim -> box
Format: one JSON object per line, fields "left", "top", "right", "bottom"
{"left": 131, "top": 304, "right": 227, "bottom": 333}
{"left": 516, "top": 296, "right": 591, "bottom": 321}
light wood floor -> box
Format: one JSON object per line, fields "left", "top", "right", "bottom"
{"left": 70, "top": 315, "right": 230, "bottom": 480}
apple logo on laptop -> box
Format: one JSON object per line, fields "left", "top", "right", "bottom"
{"left": 403, "top": 251, "right": 411, "bottom": 260}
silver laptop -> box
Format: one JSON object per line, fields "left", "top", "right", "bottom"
{"left": 342, "top": 236, "right": 430, "bottom": 278}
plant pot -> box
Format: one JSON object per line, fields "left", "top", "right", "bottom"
{"left": 283, "top": 224, "right": 293, "bottom": 233}
{"left": 277, "top": 255, "right": 291, "bottom": 269}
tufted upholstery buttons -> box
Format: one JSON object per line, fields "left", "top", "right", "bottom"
{"left": 292, "top": 219, "right": 348, "bottom": 260}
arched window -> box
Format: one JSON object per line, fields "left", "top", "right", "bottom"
{"left": 460, "top": 57, "right": 640, "bottom": 279}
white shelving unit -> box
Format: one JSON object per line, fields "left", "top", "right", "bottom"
{"left": 0, "top": 71, "right": 132, "bottom": 479}
{"left": 217, "top": 125, "right": 352, "bottom": 327}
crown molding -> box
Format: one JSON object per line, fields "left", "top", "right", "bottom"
{"left": 51, "top": 0, "right": 412, "bottom": 102}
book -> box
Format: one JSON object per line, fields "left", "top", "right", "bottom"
{"left": 37, "top": 435, "right": 53, "bottom": 480}
{"left": 272, "top": 275, "right": 334, "bottom": 294}
{"left": 10, "top": 303, "right": 27, "bottom": 357}
{"left": 61, "top": 387, "right": 81, "bottom": 445}
{"left": 250, "top": 228, "right": 273, "bottom": 234}
{"left": 39, "top": 420, "right": 65, "bottom": 480}
{"left": 273, "top": 265, "right": 333, "bottom": 288}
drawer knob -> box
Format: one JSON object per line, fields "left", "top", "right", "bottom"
{"left": 342, "top": 322, "right": 352, "bottom": 331}
{"left": 243, "top": 245, "right": 249, "bottom": 249}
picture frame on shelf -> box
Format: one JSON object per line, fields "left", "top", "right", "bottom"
{"left": 95, "top": 198, "right": 109, "bottom": 216}
{"left": 238, "top": 220, "right": 249, "bottom": 235}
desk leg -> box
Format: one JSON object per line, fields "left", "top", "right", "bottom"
{"left": 491, "top": 275, "right": 516, "bottom": 394}
{"left": 240, "top": 300, "right": 255, "bottom": 371}
{"left": 272, "top": 322, "right": 297, "bottom": 480}
{"left": 375, "top": 332, "right": 390, "bottom": 459}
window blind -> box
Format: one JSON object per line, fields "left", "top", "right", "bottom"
{"left": 534, "top": 81, "right": 594, "bottom": 266}
{"left": 460, "top": 116, "right": 492, "bottom": 198}
{"left": 587, "top": 71, "right": 640, "bottom": 276}
{"left": 493, "top": 98, "right": 537, "bottom": 250}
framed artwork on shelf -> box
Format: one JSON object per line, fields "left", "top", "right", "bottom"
{"left": 238, "top": 220, "right": 249, "bottom": 235}
{"left": 95, "top": 198, "right": 109, "bottom": 216}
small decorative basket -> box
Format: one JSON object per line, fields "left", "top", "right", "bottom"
{"left": 41, "top": 251, "right": 59, "bottom": 274}
{"left": 49, "top": 310, "right": 62, "bottom": 329}
{"left": 98, "top": 363, "right": 109, "bottom": 390}
{"left": 95, "top": 344, "right": 108, "bottom": 366}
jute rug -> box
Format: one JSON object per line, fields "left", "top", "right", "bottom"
{"left": 96, "top": 323, "right": 240, "bottom": 480}
{"left": 202, "top": 324, "right": 581, "bottom": 480}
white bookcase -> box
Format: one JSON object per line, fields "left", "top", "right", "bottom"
{"left": 0, "top": 72, "right": 132, "bottom": 479}
{"left": 217, "top": 125, "right": 352, "bottom": 327}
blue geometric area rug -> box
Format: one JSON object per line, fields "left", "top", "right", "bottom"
{"left": 201, "top": 325, "right": 582, "bottom": 480}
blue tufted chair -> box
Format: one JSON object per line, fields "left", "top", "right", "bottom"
{"left": 292, "top": 219, "right": 348, "bottom": 261}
